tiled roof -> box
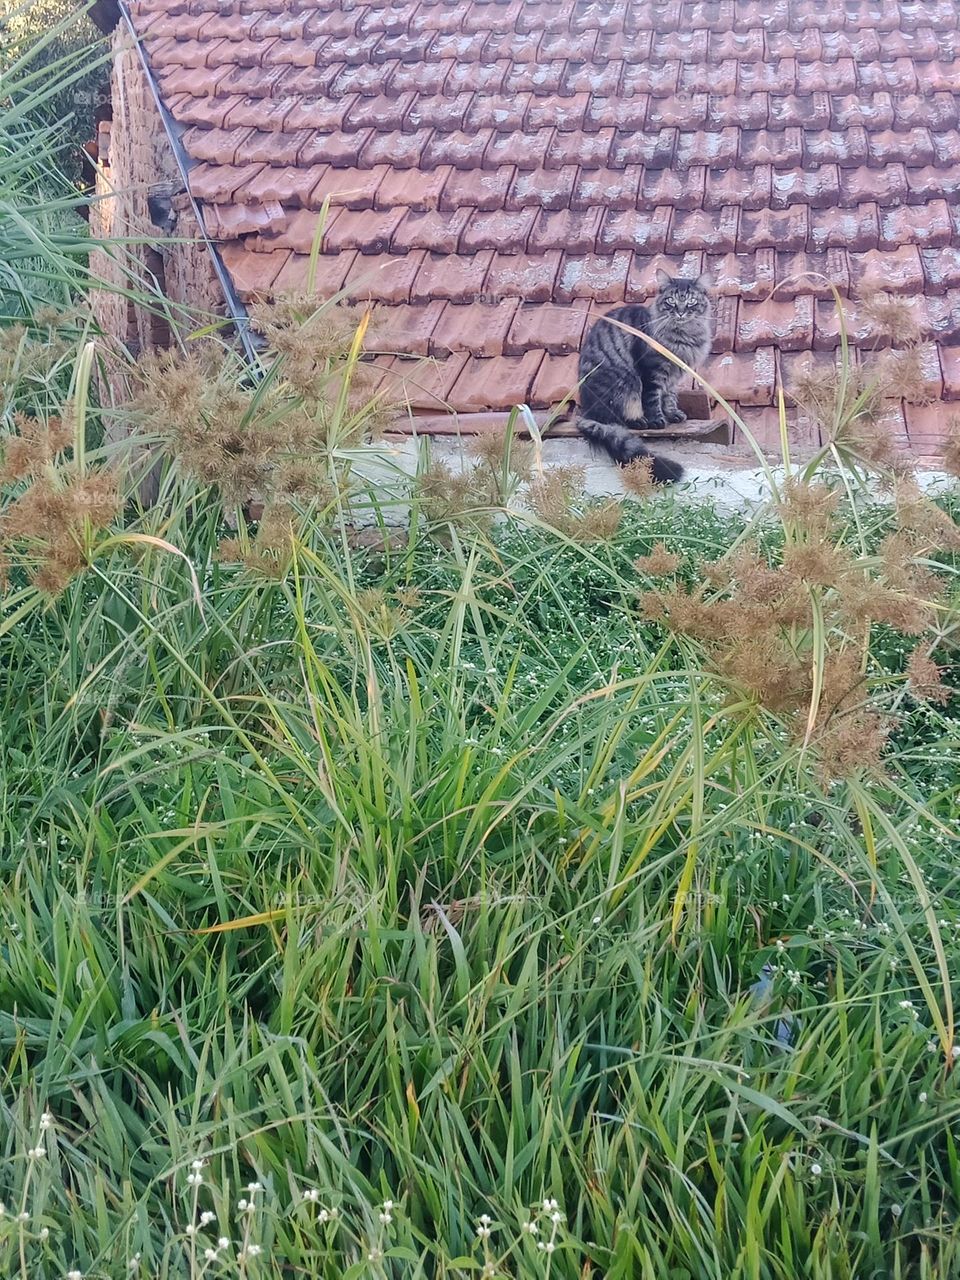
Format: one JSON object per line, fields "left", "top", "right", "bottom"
{"left": 128, "top": 0, "right": 960, "bottom": 451}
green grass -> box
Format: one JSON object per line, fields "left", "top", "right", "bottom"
{"left": 2, "top": 14, "right": 960, "bottom": 1271}
{"left": 1, "top": 387, "right": 959, "bottom": 1278}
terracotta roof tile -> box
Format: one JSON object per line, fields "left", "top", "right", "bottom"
{"left": 775, "top": 249, "right": 849, "bottom": 298}
{"left": 705, "top": 165, "right": 771, "bottom": 212}
{"left": 674, "top": 128, "right": 738, "bottom": 170}
{"left": 429, "top": 300, "right": 521, "bottom": 358}
{"left": 839, "top": 164, "right": 908, "bottom": 206}
{"left": 371, "top": 299, "right": 448, "bottom": 355}
{"left": 409, "top": 251, "right": 494, "bottom": 304}
{"left": 310, "top": 165, "right": 388, "bottom": 209}
{"left": 879, "top": 201, "right": 953, "bottom": 250}
{"left": 529, "top": 352, "right": 580, "bottom": 409}
{"left": 921, "top": 247, "right": 960, "bottom": 295}
{"left": 484, "top": 251, "right": 562, "bottom": 302}
{"left": 708, "top": 249, "right": 775, "bottom": 300}
{"left": 506, "top": 301, "right": 590, "bottom": 356}
{"left": 132, "top": 0, "right": 960, "bottom": 436}
{"left": 708, "top": 348, "right": 777, "bottom": 406}
{"left": 808, "top": 204, "right": 880, "bottom": 253}
{"left": 433, "top": 167, "right": 511, "bottom": 213}
{"left": 421, "top": 129, "right": 494, "bottom": 170}
{"left": 384, "top": 354, "right": 471, "bottom": 412}
{"left": 669, "top": 207, "right": 739, "bottom": 253}
{"left": 448, "top": 352, "right": 545, "bottom": 411}
{"left": 392, "top": 208, "right": 471, "bottom": 254}
{"left": 737, "top": 298, "right": 815, "bottom": 352}
{"left": 373, "top": 166, "right": 452, "bottom": 212}
{"left": 343, "top": 251, "right": 426, "bottom": 304}
{"left": 529, "top": 208, "right": 603, "bottom": 255}
{"left": 555, "top": 252, "right": 631, "bottom": 303}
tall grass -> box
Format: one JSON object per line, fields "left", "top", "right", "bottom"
{"left": 0, "top": 1, "right": 111, "bottom": 316}
{"left": 0, "top": 291, "right": 959, "bottom": 1278}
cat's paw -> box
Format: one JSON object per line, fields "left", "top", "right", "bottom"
{"left": 665, "top": 407, "right": 687, "bottom": 424}
{"left": 644, "top": 413, "right": 667, "bottom": 429}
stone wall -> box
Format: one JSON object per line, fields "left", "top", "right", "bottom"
{"left": 89, "top": 25, "right": 224, "bottom": 361}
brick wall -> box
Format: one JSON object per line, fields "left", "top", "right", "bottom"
{"left": 90, "top": 27, "right": 224, "bottom": 356}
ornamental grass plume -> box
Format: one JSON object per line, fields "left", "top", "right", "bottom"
{"left": 787, "top": 290, "right": 931, "bottom": 473}
{"left": 0, "top": 409, "right": 121, "bottom": 596}
{"left": 638, "top": 469, "right": 958, "bottom": 778}
{"left": 133, "top": 297, "right": 390, "bottom": 571}
{"left": 527, "top": 466, "right": 623, "bottom": 542}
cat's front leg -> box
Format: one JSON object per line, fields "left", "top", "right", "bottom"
{"left": 641, "top": 381, "right": 666, "bottom": 429}
{"left": 662, "top": 387, "right": 687, "bottom": 424}
{"left": 621, "top": 389, "right": 647, "bottom": 429}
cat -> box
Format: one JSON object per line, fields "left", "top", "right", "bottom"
{"left": 576, "top": 270, "right": 713, "bottom": 484}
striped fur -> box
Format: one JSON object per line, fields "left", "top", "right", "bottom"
{"left": 576, "top": 274, "right": 713, "bottom": 484}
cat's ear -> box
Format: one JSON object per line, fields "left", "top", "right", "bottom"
{"left": 695, "top": 272, "right": 714, "bottom": 290}
{"left": 655, "top": 267, "right": 672, "bottom": 288}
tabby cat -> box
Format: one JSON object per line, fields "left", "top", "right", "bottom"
{"left": 576, "top": 270, "right": 713, "bottom": 483}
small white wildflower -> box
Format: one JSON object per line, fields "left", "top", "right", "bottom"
{"left": 379, "top": 1211, "right": 393, "bottom": 1225}
{"left": 522, "top": 1221, "right": 539, "bottom": 1235}
{"left": 184, "top": 1225, "right": 197, "bottom": 1237}
{"left": 482, "top": 1264, "right": 496, "bottom": 1279}
{"left": 186, "top": 1172, "right": 203, "bottom": 1187}
{"left": 245, "top": 1244, "right": 263, "bottom": 1258}
{"left": 40, "top": 1112, "right": 53, "bottom": 1130}
{"left": 66, "top": 1271, "right": 83, "bottom": 1280}
{"left": 204, "top": 1247, "right": 219, "bottom": 1262}
{"left": 190, "top": 1159, "right": 204, "bottom": 1171}
{"left": 18, "top": 1211, "right": 29, "bottom": 1222}
{"left": 891, "top": 1203, "right": 903, "bottom": 1218}
{"left": 382, "top": 1199, "right": 394, "bottom": 1211}
{"left": 478, "top": 1214, "right": 492, "bottom": 1226}
{"left": 237, "top": 1199, "right": 248, "bottom": 1212}
{"left": 246, "top": 1182, "right": 262, "bottom": 1193}
{"left": 929, "top": 1039, "right": 939, "bottom": 1053}
{"left": 217, "top": 1237, "right": 229, "bottom": 1249}
{"left": 538, "top": 1241, "right": 556, "bottom": 1254}
{"left": 919, "top": 1092, "right": 929, "bottom": 1103}
{"left": 128, "top": 1256, "right": 141, "bottom": 1271}
{"left": 29, "top": 1145, "right": 46, "bottom": 1159}
{"left": 303, "top": 1188, "right": 320, "bottom": 1203}
{"left": 367, "top": 1247, "right": 383, "bottom": 1262}
{"left": 317, "top": 1208, "right": 330, "bottom": 1223}
{"left": 952, "top": 1045, "right": 960, "bottom": 1060}
{"left": 550, "top": 1211, "right": 563, "bottom": 1224}
{"left": 40, "top": 1227, "right": 50, "bottom": 1240}
{"left": 200, "top": 1211, "right": 215, "bottom": 1226}
{"left": 542, "top": 1198, "right": 558, "bottom": 1212}
{"left": 810, "top": 1163, "right": 822, "bottom": 1177}
{"left": 592, "top": 914, "right": 602, "bottom": 925}
{"left": 899, "top": 1000, "right": 915, "bottom": 1012}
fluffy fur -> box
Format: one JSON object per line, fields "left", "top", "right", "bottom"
{"left": 576, "top": 271, "right": 713, "bottom": 484}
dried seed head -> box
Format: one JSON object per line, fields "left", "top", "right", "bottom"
{"left": 905, "top": 648, "right": 951, "bottom": 706}
{"left": 621, "top": 456, "right": 655, "bottom": 496}
{"left": 634, "top": 542, "right": 681, "bottom": 577}
{"left": 811, "top": 709, "right": 889, "bottom": 780}
{"left": 776, "top": 479, "right": 840, "bottom": 539}
{"left": 858, "top": 290, "right": 923, "bottom": 348}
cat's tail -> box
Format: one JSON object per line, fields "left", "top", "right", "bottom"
{"left": 576, "top": 418, "right": 684, "bottom": 484}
